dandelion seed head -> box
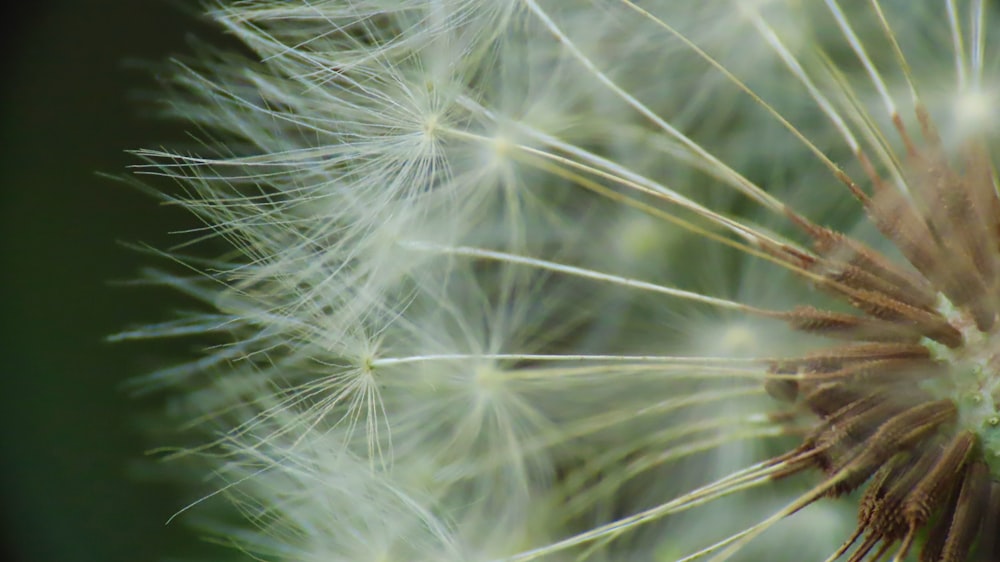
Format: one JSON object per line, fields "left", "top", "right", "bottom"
{"left": 711, "top": 322, "right": 757, "bottom": 355}
{"left": 134, "top": 0, "right": 1000, "bottom": 561}
{"left": 951, "top": 86, "right": 999, "bottom": 137}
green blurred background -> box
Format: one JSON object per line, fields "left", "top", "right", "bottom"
{"left": 0, "top": 1, "right": 230, "bottom": 560}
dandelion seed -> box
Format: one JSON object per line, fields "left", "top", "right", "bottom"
{"left": 129, "top": 1, "right": 1000, "bottom": 561}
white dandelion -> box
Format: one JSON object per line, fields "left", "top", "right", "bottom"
{"left": 124, "top": 1, "right": 1000, "bottom": 561}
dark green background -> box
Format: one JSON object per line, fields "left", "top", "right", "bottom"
{"left": 1, "top": 2, "right": 230, "bottom": 560}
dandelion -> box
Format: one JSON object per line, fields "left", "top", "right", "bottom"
{"left": 123, "top": 1, "right": 1000, "bottom": 561}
